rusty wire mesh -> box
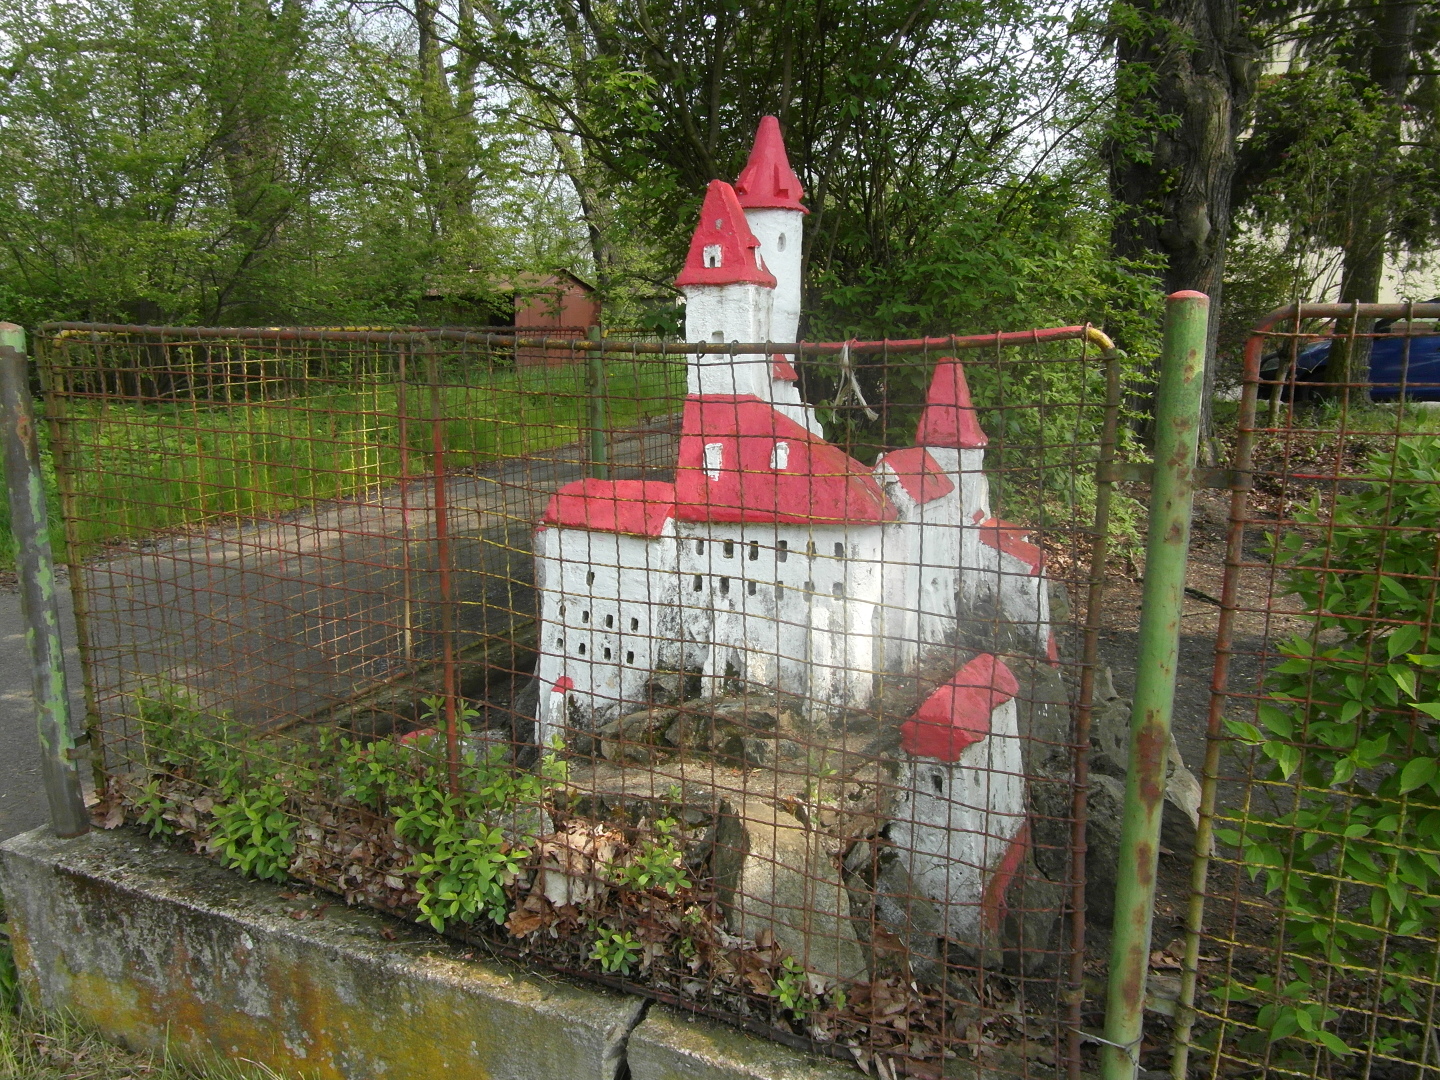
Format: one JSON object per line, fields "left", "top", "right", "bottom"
{"left": 34, "top": 322, "right": 1127, "bottom": 1078}
{"left": 1174, "top": 302, "right": 1440, "bottom": 1080}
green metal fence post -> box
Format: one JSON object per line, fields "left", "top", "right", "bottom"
{"left": 587, "top": 325, "right": 608, "bottom": 480}
{"left": 1100, "top": 291, "right": 1207, "bottom": 1080}
{"left": 0, "top": 323, "right": 89, "bottom": 837}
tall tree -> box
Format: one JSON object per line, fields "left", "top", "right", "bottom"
{"left": 1105, "top": 0, "right": 1263, "bottom": 427}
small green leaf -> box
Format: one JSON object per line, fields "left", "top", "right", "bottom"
{"left": 1388, "top": 625, "right": 1422, "bottom": 658}
{"left": 1317, "top": 1031, "right": 1353, "bottom": 1056}
{"left": 1399, "top": 757, "right": 1438, "bottom": 794}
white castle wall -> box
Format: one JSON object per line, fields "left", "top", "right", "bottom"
{"left": 673, "top": 522, "right": 883, "bottom": 708}
{"left": 891, "top": 697, "right": 1027, "bottom": 942}
{"left": 534, "top": 523, "right": 681, "bottom": 746}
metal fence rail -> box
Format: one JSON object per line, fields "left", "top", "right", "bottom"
{"left": 4, "top": 313, "right": 1221, "bottom": 1079}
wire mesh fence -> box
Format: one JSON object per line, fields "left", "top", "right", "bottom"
{"left": 1173, "top": 302, "right": 1440, "bottom": 1080}
{"left": 31, "top": 321, "right": 1129, "bottom": 1078}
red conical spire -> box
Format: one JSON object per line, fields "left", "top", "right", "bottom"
{"left": 675, "top": 180, "right": 777, "bottom": 288}
{"left": 735, "top": 115, "right": 807, "bottom": 213}
{"left": 915, "top": 358, "right": 988, "bottom": 448}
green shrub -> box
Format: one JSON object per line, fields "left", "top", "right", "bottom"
{"left": 1222, "top": 435, "right": 1440, "bottom": 1059}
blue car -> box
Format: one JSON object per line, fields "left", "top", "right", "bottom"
{"left": 1265, "top": 306, "right": 1440, "bottom": 401}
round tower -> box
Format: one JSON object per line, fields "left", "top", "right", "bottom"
{"left": 735, "top": 115, "right": 807, "bottom": 344}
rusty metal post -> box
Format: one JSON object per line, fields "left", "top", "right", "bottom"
{"left": 0, "top": 323, "right": 89, "bottom": 837}
{"left": 1100, "top": 291, "right": 1207, "bottom": 1080}
{"left": 586, "top": 325, "right": 608, "bottom": 479}
{"left": 425, "top": 343, "right": 461, "bottom": 796}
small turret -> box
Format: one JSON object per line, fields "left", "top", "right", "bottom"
{"left": 677, "top": 180, "right": 775, "bottom": 399}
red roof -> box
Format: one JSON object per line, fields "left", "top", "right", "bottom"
{"left": 977, "top": 518, "right": 1045, "bottom": 571}
{"left": 541, "top": 479, "right": 677, "bottom": 537}
{"left": 879, "top": 447, "right": 955, "bottom": 505}
{"left": 771, "top": 354, "right": 799, "bottom": 381}
{"left": 675, "top": 395, "right": 896, "bottom": 525}
{"left": 735, "top": 116, "right": 807, "bottom": 213}
{"left": 675, "top": 181, "right": 777, "bottom": 288}
{"left": 915, "top": 358, "right": 987, "bottom": 448}
{"left": 900, "top": 654, "right": 1019, "bottom": 761}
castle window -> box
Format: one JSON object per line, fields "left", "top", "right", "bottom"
{"left": 604, "top": 647, "right": 612, "bottom": 660}
{"left": 711, "top": 331, "right": 723, "bottom": 343}
{"left": 695, "top": 539, "right": 704, "bottom": 555}
{"left": 703, "top": 243, "right": 722, "bottom": 268}
{"left": 777, "top": 232, "right": 787, "bottom": 252}
{"left": 749, "top": 541, "right": 759, "bottom": 561}
{"left": 776, "top": 583, "right": 785, "bottom": 600}
{"left": 770, "top": 441, "right": 790, "bottom": 470}
{"left": 723, "top": 540, "right": 734, "bottom": 558}
{"left": 605, "top": 614, "right": 614, "bottom": 628}
{"left": 582, "top": 610, "right": 590, "bottom": 623}
{"left": 578, "top": 643, "right": 587, "bottom": 655}
{"left": 834, "top": 542, "right": 845, "bottom": 558}
{"left": 777, "top": 540, "right": 788, "bottom": 563}
{"left": 804, "top": 580, "right": 814, "bottom": 593}
{"left": 693, "top": 575, "right": 703, "bottom": 591}
{"left": 630, "top": 617, "right": 639, "bottom": 631}
{"left": 703, "top": 443, "right": 724, "bottom": 481}
{"left": 932, "top": 772, "right": 944, "bottom": 794}
{"left": 625, "top": 650, "right": 635, "bottom": 664}
{"left": 559, "top": 604, "right": 566, "bottom": 616}
{"left": 747, "top": 580, "right": 757, "bottom": 596}
{"left": 719, "top": 577, "right": 730, "bottom": 596}
{"left": 556, "top": 636, "right": 564, "bottom": 648}
{"left": 806, "top": 540, "right": 817, "bottom": 558}
{"left": 586, "top": 571, "right": 595, "bottom": 585}
{"left": 833, "top": 582, "right": 845, "bottom": 597}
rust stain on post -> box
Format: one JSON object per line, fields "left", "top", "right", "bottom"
{"left": 1099, "top": 292, "right": 1207, "bottom": 1080}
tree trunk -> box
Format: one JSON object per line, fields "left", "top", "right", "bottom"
{"left": 1107, "top": 0, "right": 1258, "bottom": 440}
{"left": 1325, "top": 0, "right": 1418, "bottom": 392}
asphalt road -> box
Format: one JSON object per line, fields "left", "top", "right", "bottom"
{"left": 0, "top": 581, "right": 85, "bottom": 842}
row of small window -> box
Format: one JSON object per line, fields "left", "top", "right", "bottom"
{"left": 556, "top": 604, "right": 641, "bottom": 632}
{"left": 552, "top": 634, "right": 637, "bottom": 665}
{"left": 691, "top": 575, "right": 845, "bottom": 598}
{"left": 689, "top": 538, "right": 849, "bottom": 562}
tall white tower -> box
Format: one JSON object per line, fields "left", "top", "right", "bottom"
{"left": 734, "top": 116, "right": 820, "bottom": 435}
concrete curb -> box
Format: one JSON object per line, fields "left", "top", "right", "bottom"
{"left": 628, "top": 1004, "right": 857, "bottom": 1080}
{"left": 1, "top": 825, "right": 644, "bottom": 1079}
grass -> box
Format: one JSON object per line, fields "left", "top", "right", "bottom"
{"left": 0, "top": 359, "right": 684, "bottom": 570}
{"left": 0, "top": 899, "right": 294, "bottom": 1079}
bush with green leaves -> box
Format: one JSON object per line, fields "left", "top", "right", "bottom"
{"left": 210, "top": 783, "right": 296, "bottom": 883}
{"left": 589, "top": 928, "right": 642, "bottom": 976}
{"left": 616, "top": 818, "right": 692, "bottom": 896}
{"left": 1222, "top": 435, "right": 1440, "bottom": 1060}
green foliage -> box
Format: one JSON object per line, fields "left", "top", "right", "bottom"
{"left": 131, "top": 778, "right": 177, "bottom": 839}
{"left": 0, "top": 901, "right": 18, "bottom": 1015}
{"left": 411, "top": 821, "right": 525, "bottom": 931}
{"left": 589, "top": 928, "right": 642, "bottom": 976}
{"left": 210, "top": 783, "right": 297, "bottom": 883}
{"left": 1221, "top": 435, "right": 1440, "bottom": 1057}
{"left": 770, "top": 955, "right": 816, "bottom": 1018}
{"left": 617, "top": 818, "right": 692, "bottom": 896}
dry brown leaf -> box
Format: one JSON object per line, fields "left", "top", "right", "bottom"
{"left": 506, "top": 910, "right": 544, "bottom": 938}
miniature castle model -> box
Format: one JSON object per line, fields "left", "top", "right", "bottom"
{"left": 531, "top": 118, "right": 1054, "bottom": 947}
